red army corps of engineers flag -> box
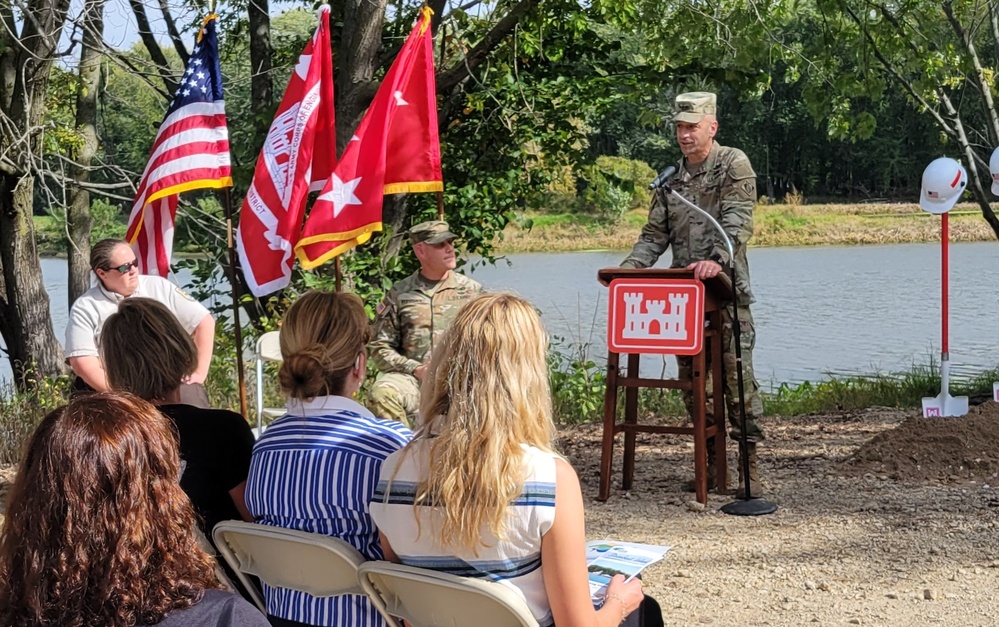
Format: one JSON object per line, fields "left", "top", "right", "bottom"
{"left": 295, "top": 7, "right": 442, "bottom": 268}
{"left": 236, "top": 5, "right": 336, "bottom": 297}
{"left": 125, "top": 14, "right": 231, "bottom": 277}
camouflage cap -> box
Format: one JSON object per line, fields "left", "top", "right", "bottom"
{"left": 673, "top": 92, "right": 717, "bottom": 124}
{"left": 409, "top": 220, "right": 457, "bottom": 245}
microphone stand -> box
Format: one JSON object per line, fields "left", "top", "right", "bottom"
{"left": 654, "top": 182, "right": 777, "bottom": 516}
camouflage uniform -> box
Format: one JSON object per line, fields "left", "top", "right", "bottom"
{"left": 621, "top": 140, "right": 764, "bottom": 443}
{"left": 368, "top": 270, "right": 482, "bottom": 426}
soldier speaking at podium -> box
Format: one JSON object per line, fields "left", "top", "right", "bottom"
{"left": 620, "top": 91, "right": 765, "bottom": 497}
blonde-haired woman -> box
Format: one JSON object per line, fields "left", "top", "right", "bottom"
{"left": 371, "top": 293, "right": 662, "bottom": 627}
{"left": 245, "top": 290, "right": 411, "bottom": 627}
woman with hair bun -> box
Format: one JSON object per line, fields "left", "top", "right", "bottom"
{"left": 245, "top": 290, "right": 411, "bottom": 627}
{"left": 0, "top": 393, "right": 269, "bottom": 627}
{"left": 371, "top": 293, "right": 664, "bottom": 627}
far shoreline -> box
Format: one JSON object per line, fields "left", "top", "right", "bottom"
{"left": 492, "top": 202, "right": 996, "bottom": 254}
{"left": 31, "top": 202, "right": 998, "bottom": 258}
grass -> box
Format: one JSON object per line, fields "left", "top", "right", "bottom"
{"left": 495, "top": 202, "right": 997, "bottom": 254}
{"left": 32, "top": 201, "right": 997, "bottom": 257}
{"left": 3, "top": 360, "right": 997, "bottom": 462}
{"left": 547, "top": 347, "right": 999, "bottom": 425}
{"left": 764, "top": 364, "right": 999, "bottom": 416}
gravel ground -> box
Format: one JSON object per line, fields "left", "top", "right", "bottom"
{"left": 565, "top": 406, "right": 999, "bottom": 626}
{"left": 2, "top": 406, "right": 997, "bottom": 625}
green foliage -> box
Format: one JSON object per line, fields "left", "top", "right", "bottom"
{"left": 763, "top": 363, "right": 999, "bottom": 416}
{"left": 549, "top": 336, "right": 608, "bottom": 424}
{"left": 0, "top": 376, "right": 72, "bottom": 464}
{"left": 577, "top": 156, "right": 655, "bottom": 221}
{"left": 42, "top": 67, "right": 85, "bottom": 156}
{"left": 99, "top": 43, "right": 181, "bottom": 180}
{"left": 90, "top": 197, "right": 128, "bottom": 240}
{"left": 34, "top": 197, "right": 126, "bottom": 254}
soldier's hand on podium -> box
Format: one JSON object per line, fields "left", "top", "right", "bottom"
{"left": 687, "top": 260, "right": 722, "bottom": 280}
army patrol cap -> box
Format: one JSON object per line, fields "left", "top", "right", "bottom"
{"left": 673, "top": 92, "right": 717, "bottom": 124}
{"left": 409, "top": 220, "right": 457, "bottom": 245}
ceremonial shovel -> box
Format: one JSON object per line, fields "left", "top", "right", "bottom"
{"left": 920, "top": 211, "right": 968, "bottom": 418}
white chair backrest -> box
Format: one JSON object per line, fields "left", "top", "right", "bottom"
{"left": 254, "top": 331, "right": 283, "bottom": 436}
{"left": 212, "top": 521, "right": 367, "bottom": 616}
{"left": 357, "top": 561, "right": 540, "bottom": 627}
{"left": 256, "top": 331, "right": 283, "bottom": 363}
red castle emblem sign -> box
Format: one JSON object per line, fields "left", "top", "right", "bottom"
{"left": 607, "top": 279, "right": 704, "bottom": 354}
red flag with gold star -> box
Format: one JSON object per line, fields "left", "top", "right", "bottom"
{"left": 296, "top": 7, "right": 441, "bottom": 268}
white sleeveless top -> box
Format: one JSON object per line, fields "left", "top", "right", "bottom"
{"left": 370, "top": 442, "right": 558, "bottom": 626}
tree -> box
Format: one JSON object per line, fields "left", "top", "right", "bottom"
{"left": 802, "top": 0, "right": 999, "bottom": 237}
{"left": 0, "top": 0, "right": 72, "bottom": 387}
{"left": 66, "top": 0, "right": 105, "bottom": 305}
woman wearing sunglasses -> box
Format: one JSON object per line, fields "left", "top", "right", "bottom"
{"left": 65, "top": 238, "right": 215, "bottom": 406}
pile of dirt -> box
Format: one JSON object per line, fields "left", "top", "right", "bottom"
{"left": 844, "top": 401, "right": 999, "bottom": 483}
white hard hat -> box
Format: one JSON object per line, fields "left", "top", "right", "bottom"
{"left": 989, "top": 147, "right": 999, "bottom": 195}
{"left": 919, "top": 157, "right": 967, "bottom": 214}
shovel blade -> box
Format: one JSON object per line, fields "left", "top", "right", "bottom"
{"left": 993, "top": 382, "right": 999, "bottom": 403}
{"left": 921, "top": 392, "right": 969, "bottom": 418}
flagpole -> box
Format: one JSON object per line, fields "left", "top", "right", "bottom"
{"left": 436, "top": 190, "right": 444, "bottom": 220}
{"left": 223, "top": 187, "right": 249, "bottom": 418}
{"left": 334, "top": 257, "right": 343, "bottom": 292}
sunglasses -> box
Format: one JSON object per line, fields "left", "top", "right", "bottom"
{"left": 103, "top": 260, "right": 139, "bottom": 274}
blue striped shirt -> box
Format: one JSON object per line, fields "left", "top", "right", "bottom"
{"left": 245, "top": 396, "right": 411, "bottom": 626}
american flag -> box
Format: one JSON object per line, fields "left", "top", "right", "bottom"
{"left": 126, "top": 14, "right": 232, "bottom": 276}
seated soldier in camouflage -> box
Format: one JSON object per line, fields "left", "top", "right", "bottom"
{"left": 368, "top": 221, "right": 483, "bottom": 427}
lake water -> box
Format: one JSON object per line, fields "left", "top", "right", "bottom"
{"left": 3, "top": 242, "right": 998, "bottom": 388}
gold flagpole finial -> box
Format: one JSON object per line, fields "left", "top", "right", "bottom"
{"left": 418, "top": 5, "right": 433, "bottom": 33}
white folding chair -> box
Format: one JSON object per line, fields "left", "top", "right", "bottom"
{"left": 357, "top": 561, "right": 540, "bottom": 627}
{"left": 193, "top": 525, "right": 240, "bottom": 593}
{"left": 254, "top": 330, "right": 285, "bottom": 437}
{"left": 212, "top": 520, "right": 368, "bottom": 616}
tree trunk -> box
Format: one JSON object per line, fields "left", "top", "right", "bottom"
{"left": 67, "top": 0, "right": 104, "bottom": 306}
{"left": 0, "top": 174, "right": 67, "bottom": 386}
{"left": 248, "top": 0, "right": 273, "bottom": 136}
{"left": 0, "top": 0, "right": 73, "bottom": 389}
{"left": 128, "top": 0, "right": 178, "bottom": 94}
{"left": 336, "top": 0, "right": 388, "bottom": 155}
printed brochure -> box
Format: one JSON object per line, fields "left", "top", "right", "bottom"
{"left": 586, "top": 540, "right": 671, "bottom": 601}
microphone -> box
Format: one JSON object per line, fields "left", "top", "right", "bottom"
{"left": 649, "top": 164, "right": 678, "bottom": 189}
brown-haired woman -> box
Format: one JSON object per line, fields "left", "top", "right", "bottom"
{"left": 244, "top": 290, "right": 412, "bottom": 627}
{"left": 100, "top": 298, "right": 254, "bottom": 553}
{"left": 0, "top": 393, "right": 270, "bottom": 627}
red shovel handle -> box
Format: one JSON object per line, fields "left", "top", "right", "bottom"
{"left": 941, "top": 212, "right": 949, "bottom": 355}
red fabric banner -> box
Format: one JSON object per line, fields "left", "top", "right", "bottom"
{"left": 236, "top": 6, "right": 336, "bottom": 296}
{"left": 296, "top": 7, "right": 442, "bottom": 269}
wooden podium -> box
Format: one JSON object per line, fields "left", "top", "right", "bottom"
{"left": 596, "top": 267, "right": 734, "bottom": 505}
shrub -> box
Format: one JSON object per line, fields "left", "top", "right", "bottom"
{"left": 577, "top": 156, "right": 656, "bottom": 222}
{"left": 0, "top": 375, "right": 72, "bottom": 464}
{"left": 549, "top": 336, "right": 607, "bottom": 424}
